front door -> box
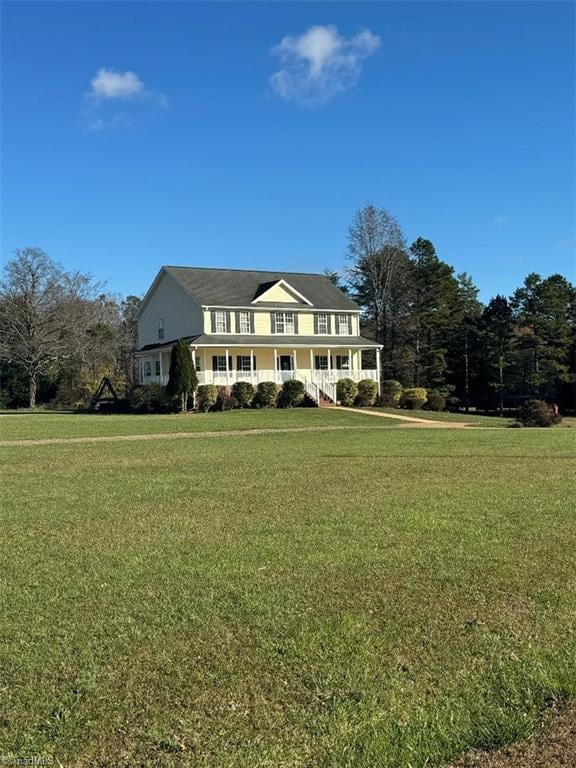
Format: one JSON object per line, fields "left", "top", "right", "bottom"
{"left": 277, "top": 355, "right": 293, "bottom": 381}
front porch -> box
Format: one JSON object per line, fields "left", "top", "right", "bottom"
{"left": 136, "top": 343, "right": 381, "bottom": 402}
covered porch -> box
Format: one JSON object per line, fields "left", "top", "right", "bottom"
{"left": 136, "top": 342, "right": 381, "bottom": 400}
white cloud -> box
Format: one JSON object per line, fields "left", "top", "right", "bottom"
{"left": 86, "top": 68, "right": 167, "bottom": 107}
{"left": 270, "top": 25, "right": 380, "bottom": 106}
{"left": 88, "top": 68, "right": 146, "bottom": 100}
{"left": 83, "top": 68, "right": 167, "bottom": 131}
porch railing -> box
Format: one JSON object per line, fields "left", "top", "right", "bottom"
{"left": 142, "top": 368, "right": 378, "bottom": 390}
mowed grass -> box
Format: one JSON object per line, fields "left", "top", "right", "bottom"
{"left": 0, "top": 407, "right": 398, "bottom": 442}
{"left": 1, "top": 416, "right": 575, "bottom": 767}
{"left": 368, "top": 408, "right": 514, "bottom": 427}
{"left": 369, "top": 407, "right": 576, "bottom": 428}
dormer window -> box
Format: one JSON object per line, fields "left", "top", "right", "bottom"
{"left": 214, "top": 311, "right": 228, "bottom": 333}
{"left": 158, "top": 319, "right": 164, "bottom": 340}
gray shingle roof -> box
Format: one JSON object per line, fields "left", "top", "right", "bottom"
{"left": 138, "top": 334, "right": 380, "bottom": 352}
{"left": 164, "top": 266, "right": 359, "bottom": 311}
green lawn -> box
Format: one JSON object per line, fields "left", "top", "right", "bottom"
{"left": 368, "top": 407, "right": 515, "bottom": 426}
{"left": 1, "top": 413, "right": 575, "bottom": 767}
{"left": 0, "top": 407, "right": 398, "bottom": 441}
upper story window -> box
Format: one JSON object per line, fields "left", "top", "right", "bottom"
{"left": 317, "top": 313, "right": 328, "bottom": 334}
{"left": 158, "top": 319, "right": 164, "bottom": 340}
{"left": 213, "top": 310, "right": 230, "bottom": 334}
{"left": 336, "top": 314, "right": 351, "bottom": 335}
{"left": 273, "top": 312, "right": 295, "bottom": 334}
{"left": 237, "top": 311, "right": 252, "bottom": 334}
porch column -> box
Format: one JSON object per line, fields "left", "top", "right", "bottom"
{"left": 293, "top": 349, "right": 298, "bottom": 379}
{"left": 309, "top": 349, "right": 314, "bottom": 375}
{"left": 203, "top": 350, "right": 208, "bottom": 384}
{"left": 191, "top": 348, "right": 197, "bottom": 407}
{"left": 327, "top": 348, "right": 332, "bottom": 377}
{"left": 159, "top": 351, "right": 163, "bottom": 381}
{"left": 376, "top": 348, "right": 381, "bottom": 395}
{"left": 225, "top": 348, "right": 230, "bottom": 385}
{"left": 250, "top": 348, "right": 255, "bottom": 384}
{"left": 273, "top": 348, "right": 278, "bottom": 384}
{"left": 349, "top": 347, "right": 353, "bottom": 377}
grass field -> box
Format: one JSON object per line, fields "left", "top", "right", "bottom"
{"left": 1, "top": 411, "right": 575, "bottom": 767}
{"left": 368, "top": 408, "right": 514, "bottom": 426}
{"left": 368, "top": 407, "right": 576, "bottom": 428}
{"left": 0, "top": 407, "right": 398, "bottom": 442}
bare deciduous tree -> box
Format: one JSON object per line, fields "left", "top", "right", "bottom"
{"left": 0, "top": 247, "right": 101, "bottom": 407}
{"left": 347, "top": 205, "right": 411, "bottom": 377}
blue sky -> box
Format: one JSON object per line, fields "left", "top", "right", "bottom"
{"left": 2, "top": 1, "right": 574, "bottom": 302}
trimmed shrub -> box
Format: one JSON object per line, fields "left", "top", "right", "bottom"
{"left": 516, "top": 399, "right": 562, "bottom": 428}
{"left": 254, "top": 381, "right": 279, "bottom": 408}
{"left": 232, "top": 381, "right": 255, "bottom": 408}
{"left": 380, "top": 380, "right": 402, "bottom": 407}
{"left": 197, "top": 384, "right": 218, "bottom": 412}
{"left": 215, "top": 391, "right": 239, "bottom": 411}
{"left": 278, "top": 379, "right": 305, "bottom": 408}
{"left": 425, "top": 391, "right": 446, "bottom": 412}
{"left": 356, "top": 379, "right": 378, "bottom": 407}
{"left": 400, "top": 387, "right": 428, "bottom": 410}
{"left": 336, "top": 378, "right": 358, "bottom": 406}
{"left": 129, "top": 384, "right": 175, "bottom": 414}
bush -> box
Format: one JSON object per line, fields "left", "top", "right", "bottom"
{"left": 253, "top": 381, "right": 279, "bottom": 408}
{"left": 516, "top": 399, "right": 562, "bottom": 428}
{"left": 425, "top": 391, "right": 446, "bottom": 412}
{"left": 232, "top": 381, "right": 255, "bottom": 408}
{"left": 400, "top": 387, "right": 428, "bottom": 410}
{"left": 128, "top": 384, "right": 175, "bottom": 414}
{"left": 356, "top": 379, "right": 378, "bottom": 407}
{"left": 380, "top": 380, "right": 402, "bottom": 407}
{"left": 197, "top": 384, "right": 218, "bottom": 412}
{"left": 215, "top": 391, "right": 239, "bottom": 411}
{"left": 278, "top": 379, "right": 305, "bottom": 408}
{"left": 336, "top": 378, "right": 358, "bottom": 406}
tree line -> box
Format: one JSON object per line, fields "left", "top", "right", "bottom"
{"left": 0, "top": 247, "right": 140, "bottom": 408}
{"left": 336, "top": 205, "right": 575, "bottom": 413}
{"left": 1, "top": 213, "right": 575, "bottom": 413}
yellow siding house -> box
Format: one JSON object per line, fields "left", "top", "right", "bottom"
{"left": 134, "top": 267, "right": 381, "bottom": 403}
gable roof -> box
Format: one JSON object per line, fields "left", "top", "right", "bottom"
{"left": 251, "top": 278, "right": 313, "bottom": 305}
{"left": 162, "top": 266, "right": 359, "bottom": 311}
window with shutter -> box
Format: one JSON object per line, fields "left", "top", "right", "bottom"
{"left": 316, "top": 313, "right": 328, "bottom": 334}
{"left": 237, "top": 312, "right": 252, "bottom": 334}
{"left": 214, "top": 311, "right": 227, "bottom": 334}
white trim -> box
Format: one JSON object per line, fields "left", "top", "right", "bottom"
{"left": 251, "top": 279, "right": 313, "bottom": 306}
{"left": 202, "top": 304, "right": 361, "bottom": 314}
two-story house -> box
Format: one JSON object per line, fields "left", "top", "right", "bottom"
{"left": 134, "top": 267, "right": 381, "bottom": 402}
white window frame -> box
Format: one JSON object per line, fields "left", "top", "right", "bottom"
{"left": 238, "top": 312, "right": 251, "bottom": 334}
{"left": 154, "top": 360, "right": 161, "bottom": 376}
{"left": 274, "top": 312, "right": 295, "bottom": 334}
{"left": 337, "top": 314, "right": 350, "bottom": 335}
{"left": 317, "top": 313, "right": 328, "bottom": 334}
{"left": 237, "top": 355, "right": 253, "bottom": 372}
{"left": 144, "top": 361, "right": 152, "bottom": 377}
{"left": 214, "top": 311, "right": 227, "bottom": 334}
{"left": 336, "top": 355, "right": 350, "bottom": 370}
{"left": 315, "top": 355, "right": 329, "bottom": 371}
{"left": 214, "top": 355, "right": 228, "bottom": 372}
